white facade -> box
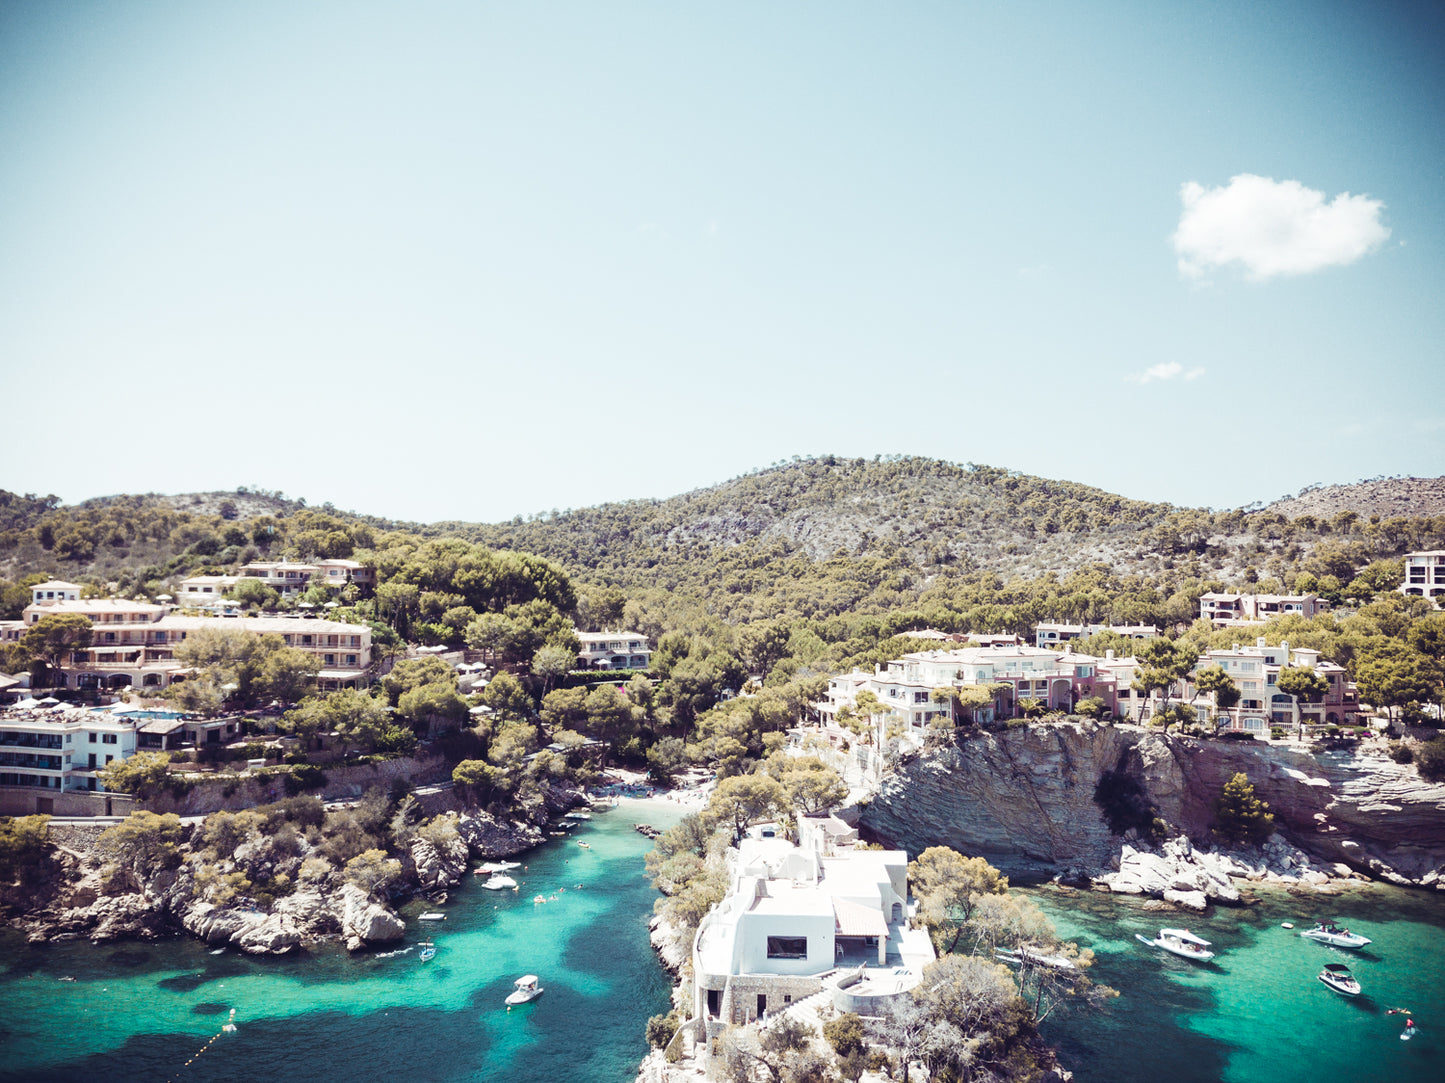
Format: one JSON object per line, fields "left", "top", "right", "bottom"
{"left": 576, "top": 630, "right": 651, "bottom": 670}
{"left": 691, "top": 820, "right": 931, "bottom": 1041}
{"left": 1400, "top": 551, "right": 1445, "bottom": 599}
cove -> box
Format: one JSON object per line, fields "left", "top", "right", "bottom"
{"left": 1027, "top": 882, "right": 1445, "bottom": 1082}
{"left": 0, "top": 804, "right": 683, "bottom": 1083}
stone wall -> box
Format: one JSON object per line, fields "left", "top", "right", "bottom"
{"left": 0, "top": 787, "right": 136, "bottom": 818}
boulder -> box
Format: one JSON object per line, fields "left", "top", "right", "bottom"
{"left": 340, "top": 884, "right": 405, "bottom": 947}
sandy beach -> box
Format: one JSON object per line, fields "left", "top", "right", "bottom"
{"left": 590, "top": 767, "right": 715, "bottom": 819}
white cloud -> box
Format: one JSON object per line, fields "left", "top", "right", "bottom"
{"left": 1126, "top": 362, "right": 1206, "bottom": 384}
{"left": 1172, "top": 174, "right": 1390, "bottom": 279}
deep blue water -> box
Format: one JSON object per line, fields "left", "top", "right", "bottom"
{"left": 0, "top": 804, "right": 682, "bottom": 1083}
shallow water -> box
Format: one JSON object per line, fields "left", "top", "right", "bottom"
{"left": 0, "top": 803, "right": 682, "bottom": 1083}
{"left": 1028, "top": 883, "right": 1445, "bottom": 1082}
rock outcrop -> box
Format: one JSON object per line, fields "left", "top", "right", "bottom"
{"left": 859, "top": 721, "right": 1445, "bottom": 890}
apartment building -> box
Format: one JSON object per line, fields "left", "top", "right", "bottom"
{"left": 1195, "top": 638, "right": 1360, "bottom": 734}
{"left": 1399, "top": 551, "right": 1445, "bottom": 600}
{"left": 1034, "top": 622, "right": 1157, "bottom": 648}
{"left": 1198, "top": 592, "right": 1325, "bottom": 627}
{"left": 20, "top": 590, "right": 373, "bottom": 692}
{"left": 814, "top": 643, "right": 1134, "bottom": 749}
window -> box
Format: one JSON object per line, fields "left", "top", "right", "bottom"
{"left": 103, "top": 734, "right": 117, "bottom": 744}
{"left": 105, "top": 755, "right": 114, "bottom": 764}
{"left": 766, "top": 937, "right": 807, "bottom": 959}
{"left": 89, "top": 733, "right": 97, "bottom": 743}
{"left": 346, "top": 654, "right": 357, "bottom": 665}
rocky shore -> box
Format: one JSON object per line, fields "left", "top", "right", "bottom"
{"left": 1080, "top": 832, "right": 1369, "bottom": 912}
{"left": 860, "top": 721, "right": 1445, "bottom": 891}
{"left": 6, "top": 784, "right": 591, "bottom": 955}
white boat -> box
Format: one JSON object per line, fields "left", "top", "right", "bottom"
{"left": 504, "top": 974, "right": 544, "bottom": 1005}
{"left": 996, "top": 947, "right": 1078, "bottom": 971}
{"left": 418, "top": 941, "right": 436, "bottom": 962}
{"left": 1317, "top": 963, "right": 1360, "bottom": 996}
{"left": 475, "top": 861, "right": 520, "bottom": 875}
{"left": 1299, "top": 922, "right": 1371, "bottom": 949}
{"left": 1135, "top": 928, "right": 1215, "bottom": 962}
{"left": 419, "top": 912, "right": 447, "bottom": 922}
{"left": 482, "top": 875, "right": 517, "bottom": 890}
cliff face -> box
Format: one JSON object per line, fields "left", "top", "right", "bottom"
{"left": 859, "top": 722, "right": 1445, "bottom": 890}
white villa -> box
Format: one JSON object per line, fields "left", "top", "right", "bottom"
{"left": 576, "top": 630, "right": 651, "bottom": 670}
{"left": 690, "top": 813, "right": 934, "bottom": 1045}
{"left": 179, "top": 558, "right": 375, "bottom": 602}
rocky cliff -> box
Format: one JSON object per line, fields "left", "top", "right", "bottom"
{"left": 8, "top": 784, "right": 590, "bottom": 953}
{"left": 859, "top": 721, "right": 1445, "bottom": 891}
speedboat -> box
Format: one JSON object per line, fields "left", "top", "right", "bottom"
{"left": 1299, "top": 922, "right": 1371, "bottom": 949}
{"left": 419, "top": 912, "right": 447, "bottom": 922}
{"left": 505, "top": 975, "right": 544, "bottom": 1006}
{"left": 482, "top": 875, "right": 517, "bottom": 890}
{"left": 1135, "top": 928, "right": 1216, "bottom": 962}
{"left": 1317, "top": 963, "right": 1360, "bottom": 996}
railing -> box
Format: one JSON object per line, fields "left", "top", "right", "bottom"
{"left": 0, "top": 736, "right": 65, "bottom": 749}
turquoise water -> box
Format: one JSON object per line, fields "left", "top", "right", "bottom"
{"left": 1028, "top": 883, "right": 1445, "bottom": 1082}
{"left": 0, "top": 804, "right": 682, "bottom": 1083}
{"left": 5, "top": 813, "right": 1441, "bottom": 1083}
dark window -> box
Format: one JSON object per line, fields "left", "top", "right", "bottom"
{"left": 766, "top": 937, "right": 807, "bottom": 959}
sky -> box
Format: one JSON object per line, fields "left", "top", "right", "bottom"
{"left": 2, "top": 1, "right": 1442, "bottom": 524}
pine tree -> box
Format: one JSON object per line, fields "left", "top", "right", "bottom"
{"left": 1213, "top": 772, "right": 1275, "bottom": 846}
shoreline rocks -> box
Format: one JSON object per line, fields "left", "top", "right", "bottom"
{"left": 9, "top": 786, "right": 592, "bottom": 955}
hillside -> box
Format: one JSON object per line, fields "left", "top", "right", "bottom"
{"left": 446, "top": 458, "right": 1179, "bottom": 577}
{"left": 1264, "top": 477, "right": 1445, "bottom": 522}
{"left": 4, "top": 461, "right": 1444, "bottom": 632}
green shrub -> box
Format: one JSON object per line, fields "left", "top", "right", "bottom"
{"left": 282, "top": 764, "right": 328, "bottom": 796}
{"left": 1388, "top": 742, "right": 1414, "bottom": 765}
{"left": 1270, "top": 728, "right": 1285, "bottom": 741}
{"left": 1416, "top": 736, "right": 1445, "bottom": 783}
{"left": 646, "top": 1010, "right": 681, "bottom": 1050}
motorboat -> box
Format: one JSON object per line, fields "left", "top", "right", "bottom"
{"left": 474, "top": 861, "right": 520, "bottom": 876}
{"left": 418, "top": 941, "right": 436, "bottom": 962}
{"left": 419, "top": 912, "right": 447, "bottom": 922}
{"left": 482, "top": 875, "right": 517, "bottom": 890}
{"left": 1135, "top": 928, "right": 1216, "bottom": 962}
{"left": 505, "top": 975, "right": 544, "bottom": 1006}
{"left": 1317, "top": 963, "right": 1360, "bottom": 996}
{"left": 1299, "top": 922, "right": 1371, "bottom": 949}
{"left": 577, "top": 841, "right": 591, "bottom": 849}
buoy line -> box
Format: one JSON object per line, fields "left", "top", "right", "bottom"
{"left": 164, "top": 1008, "right": 237, "bottom": 1082}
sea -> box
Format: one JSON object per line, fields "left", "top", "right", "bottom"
{"left": 1, "top": 810, "right": 1442, "bottom": 1083}
{"left": 1028, "top": 881, "right": 1445, "bottom": 1083}
{"left": 0, "top": 803, "right": 685, "bottom": 1083}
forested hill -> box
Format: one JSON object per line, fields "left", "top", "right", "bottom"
{"left": 437, "top": 457, "right": 1445, "bottom": 585}
{"left": 3, "top": 460, "right": 1445, "bottom": 635}
{"left": 438, "top": 458, "right": 1175, "bottom": 577}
